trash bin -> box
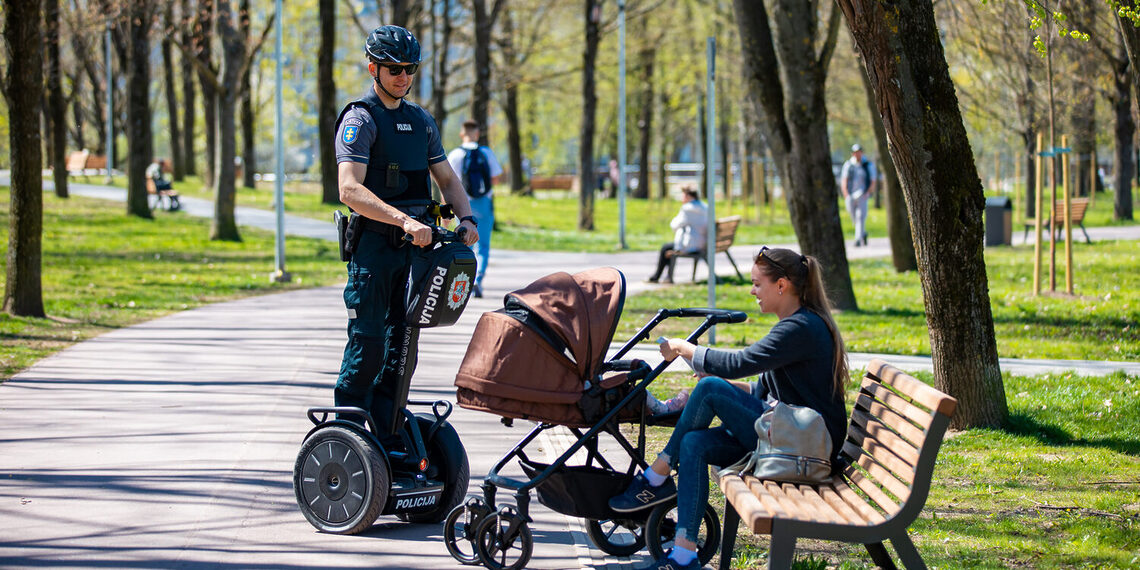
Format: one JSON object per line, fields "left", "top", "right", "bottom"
{"left": 984, "top": 197, "right": 1012, "bottom": 246}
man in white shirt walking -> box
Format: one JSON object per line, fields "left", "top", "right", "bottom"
{"left": 839, "top": 143, "right": 877, "bottom": 247}
{"left": 447, "top": 120, "right": 503, "bottom": 298}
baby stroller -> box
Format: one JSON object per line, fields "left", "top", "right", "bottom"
{"left": 443, "top": 267, "right": 746, "bottom": 569}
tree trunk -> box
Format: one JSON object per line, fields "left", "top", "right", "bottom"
{"left": 471, "top": 0, "right": 495, "bottom": 144}
{"left": 318, "top": 0, "right": 338, "bottom": 203}
{"left": 430, "top": 0, "right": 453, "bottom": 134}
{"left": 733, "top": 0, "right": 856, "bottom": 310}
{"left": 126, "top": 0, "right": 155, "bottom": 218}
{"left": 389, "top": 0, "right": 420, "bottom": 28}
{"left": 578, "top": 0, "right": 601, "bottom": 230}
{"left": 3, "top": 0, "right": 46, "bottom": 317}
{"left": 239, "top": 0, "right": 256, "bottom": 189}
{"left": 197, "top": 0, "right": 217, "bottom": 188}
{"left": 45, "top": 0, "right": 68, "bottom": 199}
{"left": 498, "top": 5, "right": 525, "bottom": 195}
{"left": 857, "top": 51, "right": 914, "bottom": 272}
{"left": 837, "top": 0, "right": 1007, "bottom": 429}
{"left": 211, "top": 0, "right": 243, "bottom": 241}
{"left": 181, "top": 0, "right": 197, "bottom": 177}
{"left": 69, "top": 11, "right": 105, "bottom": 155}
{"left": 1070, "top": 84, "right": 1095, "bottom": 198}
{"left": 1113, "top": 45, "right": 1135, "bottom": 221}
{"left": 635, "top": 22, "right": 654, "bottom": 200}
{"left": 163, "top": 2, "right": 185, "bottom": 181}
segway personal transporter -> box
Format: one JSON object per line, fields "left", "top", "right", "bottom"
{"left": 294, "top": 206, "right": 476, "bottom": 534}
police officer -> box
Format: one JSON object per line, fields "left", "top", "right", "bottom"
{"left": 334, "top": 25, "right": 479, "bottom": 438}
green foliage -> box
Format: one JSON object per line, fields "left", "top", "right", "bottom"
{"left": 0, "top": 192, "right": 345, "bottom": 381}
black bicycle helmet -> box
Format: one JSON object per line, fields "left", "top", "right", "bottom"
{"left": 365, "top": 25, "right": 421, "bottom": 64}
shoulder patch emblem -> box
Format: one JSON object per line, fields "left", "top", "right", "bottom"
{"left": 342, "top": 125, "right": 359, "bottom": 144}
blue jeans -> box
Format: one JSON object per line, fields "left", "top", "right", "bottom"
{"left": 468, "top": 195, "right": 494, "bottom": 287}
{"left": 658, "top": 377, "right": 767, "bottom": 543}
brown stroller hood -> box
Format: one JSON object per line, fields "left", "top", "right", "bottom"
{"left": 454, "top": 267, "right": 628, "bottom": 426}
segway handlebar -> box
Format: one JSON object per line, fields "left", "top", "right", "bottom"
{"left": 402, "top": 225, "right": 469, "bottom": 246}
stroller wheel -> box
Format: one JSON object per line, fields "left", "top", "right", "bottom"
{"left": 585, "top": 517, "right": 646, "bottom": 556}
{"left": 397, "top": 414, "right": 470, "bottom": 523}
{"left": 444, "top": 497, "right": 492, "bottom": 565}
{"left": 474, "top": 506, "right": 533, "bottom": 570}
{"left": 293, "top": 425, "right": 389, "bottom": 534}
{"left": 645, "top": 500, "right": 721, "bottom": 566}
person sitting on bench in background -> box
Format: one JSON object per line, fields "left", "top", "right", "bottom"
{"left": 647, "top": 185, "right": 707, "bottom": 284}
{"left": 146, "top": 158, "right": 173, "bottom": 193}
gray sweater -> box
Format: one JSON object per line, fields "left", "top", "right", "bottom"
{"left": 691, "top": 307, "right": 847, "bottom": 459}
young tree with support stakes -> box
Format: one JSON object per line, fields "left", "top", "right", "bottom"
{"left": 836, "top": 0, "right": 1007, "bottom": 429}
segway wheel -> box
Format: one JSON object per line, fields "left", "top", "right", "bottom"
{"left": 293, "top": 425, "right": 389, "bottom": 534}
{"left": 397, "top": 414, "right": 470, "bottom": 523}
{"left": 644, "top": 499, "right": 721, "bottom": 566}
{"left": 473, "top": 506, "right": 533, "bottom": 570}
{"left": 444, "top": 497, "right": 492, "bottom": 565}
{"left": 585, "top": 517, "right": 646, "bottom": 556}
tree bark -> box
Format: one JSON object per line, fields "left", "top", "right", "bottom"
{"left": 1113, "top": 44, "right": 1135, "bottom": 221}
{"left": 181, "top": 0, "right": 197, "bottom": 177}
{"left": 498, "top": 4, "right": 526, "bottom": 194}
{"left": 163, "top": 2, "right": 184, "bottom": 181}
{"left": 196, "top": 0, "right": 217, "bottom": 188}
{"left": 430, "top": 0, "right": 453, "bottom": 134}
{"left": 3, "top": 0, "right": 46, "bottom": 317}
{"left": 46, "top": 0, "right": 69, "bottom": 199}
{"left": 211, "top": 0, "right": 243, "bottom": 241}
{"left": 837, "top": 0, "right": 1007, "bottom": 429}
{"left": 857, "top": 52, "right": 914, "bottom": 272}
{"left": 733, "top": 0, "right": 856, "bottom": 310}
{"left": 239, "top": 0, "right": 256, "bottom": 189}
{"left": 578, "top": 0, "right": 602, "bottom": 230}
{"left": 471, "top": 0, "right": 502, "bottom": 144}
{"left": 319, "top": 0, "right": 338, "bottom": 203}
{"left": 125, "top": 0, "right": 155, "bottom": 218}
{"left": 68, "top": 1, "right": 106, "bottom": 155}
{"left": 635, "top": 32, "right": 654, "bottom": 200}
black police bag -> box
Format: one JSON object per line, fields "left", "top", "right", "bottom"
{"left": 405, "top": 242, "right": 477, "bottom": 328}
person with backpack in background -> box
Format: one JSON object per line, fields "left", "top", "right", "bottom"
{"left": 839, "top": 143, "right": 877, "bottom": 247}
{"left": 447, "top": 119, "right": 503, "bottom": 298}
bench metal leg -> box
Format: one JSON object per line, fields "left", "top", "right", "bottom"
{"left": 1079, "top": 223, "right": 1091, "bottom": 244}
{"left": 723, "top": 250, "right": 744, "bottom": 280}
{"left": 766, "top": 527, "right": 796, "bottom": 570}
{"left": 718, "top": 501, "right": 739, "bottom": 570}
{"left": 889, "top": 532, "right": 927, "bottom": 570}
{"left": 864, "top": 541, "right": 898, "bottom": 570}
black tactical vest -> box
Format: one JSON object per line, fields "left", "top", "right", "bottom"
{"left": 334, "top": 87, "right": 432, "bottom": 205}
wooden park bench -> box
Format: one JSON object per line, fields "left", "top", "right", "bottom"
{"left": 715, "top": 358, "right": 958, "bottom": 570}
{"left": 528, "top": 175, "right": 576, "bottom": 194}
{"left": 667, "top": 215, "right": 744, "bottom": 282}
{"left": 65, "top": 150, "right": 107, "bottom": 181}
{"left": 146, "top": 176, "right": 181, "bottom": 212}
{"left": 1023, "top": 197, "right": 1091, "bottom": 244}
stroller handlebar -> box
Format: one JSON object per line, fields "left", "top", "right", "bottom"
{"left": 661, "top": 308, "right": 748, "bottom": 324}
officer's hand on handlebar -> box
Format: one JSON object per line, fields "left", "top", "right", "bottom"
{"left": 402, "top": 217, "right": 433, "bottom": 247}
{"left": 457, "top": 219, "right": 479, "bottom": 247}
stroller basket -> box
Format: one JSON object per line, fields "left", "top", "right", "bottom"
{"left": 518, "top": 458, "right": 633, "bottom": 520}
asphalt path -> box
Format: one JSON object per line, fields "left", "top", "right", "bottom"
{"left": 1, "top": 179, "right": 1137, "bottom": 569}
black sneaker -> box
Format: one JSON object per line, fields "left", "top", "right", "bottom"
{"left": 634, "top": 551, "right": 701, "bottom": 570}
{"left": 608, "top": 473, "right": 677, "bottom": 513}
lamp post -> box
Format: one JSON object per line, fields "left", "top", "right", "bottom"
{"left": 105, "top": 21, "right": 113, "bottom": 185}
{"left": 617, "top": 0, "right": 627, "bottom": 249}
{"left": 705, "top": 37, "right": 716, "bottom": 343}
{"left": 272, "top": 0, "right": 291, "bottom": 283}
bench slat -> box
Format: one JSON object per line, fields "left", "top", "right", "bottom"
{"left": 832, "top": 479, "right": 887, "bottom": 525}
{"left": 719, "top": 474, "right": 775, "bottom": 534}
{"left": 860, "top": 379, "right": 936, "bottom": 430}
{"left": 867, "top": 359, "right": 957, "bottom": 417}
{"left": 843, "top": 447, "right": 910, "bottom": 511}
{"left": 788, "top": 483, "right": 849, "bottom": 525}
{"left": 855, "top": 392, "right": 927, "bottom": 447}
{"left": 847, "top": 424, "right": 918, "bottom": 489}
{"left": 851, "top": 408, "right": 921, "bottom": 469}
{"left": 818, "top": 482, "right": 872, "bottom": 525}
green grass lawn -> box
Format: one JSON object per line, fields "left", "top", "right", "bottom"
{"left": 0, "top": 192, "right": 345, "bottom": 380}
{"left": 636, "top": 368, "right": 1140, "bottom": 569}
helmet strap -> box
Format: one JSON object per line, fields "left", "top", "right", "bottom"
{"left": 373, "top": 72, "right": 410, "bottom": 101}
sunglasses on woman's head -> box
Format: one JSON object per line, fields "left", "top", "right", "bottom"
{"left": 758, "top": 246, "right": 790, "bottom": 276}
{"left": 378, "top": 62, "right": 418, "bottom": 76}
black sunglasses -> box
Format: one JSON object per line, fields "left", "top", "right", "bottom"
{"left": 759, "top": 246, "right": 806, "bottom": 276}
{"left": 377, "top": 62, "right": 419, "bottom": 76}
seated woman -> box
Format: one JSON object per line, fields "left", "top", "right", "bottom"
{"left": 647, "top": 185, "right": 707, "bottom": 284}
{"left": 609, "top": 247, "right": 850, "bottom": 570}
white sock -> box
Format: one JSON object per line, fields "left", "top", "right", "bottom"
{"left": 670, "top": 544, "right": 697, "bottom": 565}
{"left": 643, "top": 467, "right": 667, "bottom": 487}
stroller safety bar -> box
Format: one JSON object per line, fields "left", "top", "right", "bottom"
{"left": 659, "top": 307, "right": 748, "bottom": 323}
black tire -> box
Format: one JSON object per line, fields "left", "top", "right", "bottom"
{"left": 293, "top": 425, "right": 389, "bottom": 534}
{"left": 585, "top": 518, "right": 646, "bottom": 556}
{"left": 443, "top": 498, "right": 492, "bottom": 565}
{"left": 396, "top": 414, "right": 469, "bottom": 523}
{"left": 645, "top": 500, "right": 721, "bottom": 566}
{"left": 474, "top": 509, "right": 533, "bottom": 570}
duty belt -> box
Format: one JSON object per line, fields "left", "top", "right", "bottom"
{"left": 359, "top": 216, "right": 405, "bottom": 239}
